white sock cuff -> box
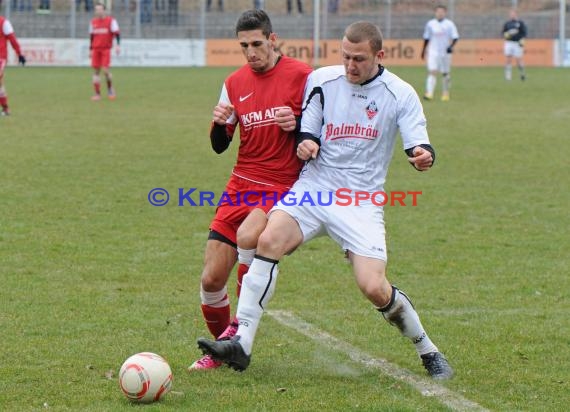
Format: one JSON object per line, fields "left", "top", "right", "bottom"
{"left": 200, "top": 285, "right": 229, "bottom": 307}
{"left": 237, "top": 247, "right": 256, "bottom": 265}
{"left": 249, "top": 256, "right": 279, "bottom": 275}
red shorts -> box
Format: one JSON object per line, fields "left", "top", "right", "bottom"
{"left": 0, "top": 58, "right": 6, "bottom": 79}
{"left": 91, "top": 49, "right": 111, "bottom": 68}
{"left": 210, "top": 174, "right": 291, "bottom": 245}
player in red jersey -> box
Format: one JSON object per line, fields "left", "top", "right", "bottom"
{"left": 0, "top": 15, "right": 26, "bottom": 116}
{"left": 89, "top": 3, "right": 120, "bottom": 101}
{"left": 188, "top": 9, "right": 312, "bottom": 370}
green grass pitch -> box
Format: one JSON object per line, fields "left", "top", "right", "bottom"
{"left": 0, "top": 66, "right": 569, "bottom": 411}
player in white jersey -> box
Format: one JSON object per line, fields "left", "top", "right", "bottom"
{"left": 421, "top": 5, "right": 459, "bottom": 101}
{"left": 198, "top": 21, "right": 454, "bottom": 380}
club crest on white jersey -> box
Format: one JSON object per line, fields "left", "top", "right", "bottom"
{"left": 366, "top": 100, "right": 379, "bottom": 119}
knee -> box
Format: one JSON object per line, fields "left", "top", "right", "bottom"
{"left": 363, "top": 282, "right": 391, "bottom": 306}
{"left": 200, "top": 261, "right": 229, "bottom": 291}
{"left": 236, "top": 224, "right": 258, "bottom": 249}
{"left": 257, "top": 228, "right": 287, "bottom": 257}
{"left": 359, "top": 273, "right": 391, "bottom": 307}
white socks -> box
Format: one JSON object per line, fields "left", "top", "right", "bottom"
{"left": 380, "top": 287, "right": 438, "bottom": 356}
{"left": 237, "top": 247, "right": 256, "bottom": 266}
{"left": 200, "top": 285, "right": 229, "bottom": 307}
{"left": 426, "top": 74, "right": 437, "bottom": 95}
{"left": 235, "top": 256, "right": 279, "bottom": 355}
{"left": 442, "top": 74, "right": 451, "bottom": 93}
{"left": 505, "top": 64, "right": 512, "bottom": 80}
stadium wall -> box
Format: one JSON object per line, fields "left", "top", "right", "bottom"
{"left": 6, "top": 38, "right": 562, "bottom": 67}
{"left": 207, "top": 39, "right": 556, "bottom": 67}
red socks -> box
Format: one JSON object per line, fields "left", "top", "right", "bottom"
{"left": 236, "top": 263, "right": 249, "bottom": 297}
{"left": 201, "top": 303, "right": 230, "bottom": 339}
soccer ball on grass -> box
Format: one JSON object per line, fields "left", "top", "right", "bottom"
{"left": 119, "top": 352, "right": 172, "bottom": 403}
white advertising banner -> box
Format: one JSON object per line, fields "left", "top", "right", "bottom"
{"left": 8, "top": 39, "right": 81, "bottom": 66}
{"left": 553, "top": 40, "right": 570, "bottom": 67}
{"left": 8, "top": 39, "right": 205, "bottom": 67}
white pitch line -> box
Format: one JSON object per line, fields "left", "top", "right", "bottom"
{"left": 268, "top": 310, "right": 488, "bottom": 412}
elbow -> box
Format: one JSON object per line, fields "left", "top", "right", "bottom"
{"left": 210, "top": 139, "right": 230, "bottom": 154}
{"left": 212, "top": 145, "right": 227, "bottom": 155}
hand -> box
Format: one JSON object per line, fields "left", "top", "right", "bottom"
{"left": 297, "top": 139, "right": 320, "bottom": 161}
{"left": 89, "top": 50, "right": 93, "bottom": 59}
{"left": 407, "top": 146, "right": 433, "bottom": 171}
{"left": 518, "top": 39, "right": 525, "bottom": 47}
{"left": 212, "top": 102, "right": 235, "bottom": 125}
{"left": 274, "top": 106, "right": 296, "bottom": 132}
{"left": 420, "top": 50, "right": 425, "bottom": 60}
{"left": 446, "top": 46, "right": 453, "bottom": 54}
{"left": 115, "top": 45, "right": 121, "bottom": 55}
{"left": 18, "top": 55, "right": 26, "bottom": 66}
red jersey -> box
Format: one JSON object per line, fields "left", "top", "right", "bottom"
{"left": 220, "top": 56, "right": 313, "bottom": 187}
{"left": 89, "top": 16, "right": 119, "bottom": 50}
{"left": 0, "top": 16, "right": 21, "bottom": 60}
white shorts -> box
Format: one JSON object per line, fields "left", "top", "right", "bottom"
{"left": 270, "top": 180, "right": 387, "bottom": 261}
{"left": 504, "top": 41, "right": 523, "bottom": 58}
{"left": 427, "top": 53, "right": 451, "bottom": 73}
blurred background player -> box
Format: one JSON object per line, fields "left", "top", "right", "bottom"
{"left": 206, "top": 0, "right": 223, "bottom": 12}
{"left": 188, "top": 9, "right": 312, "bottom": 371}
{"left": 89, "top": 2, "right": 120, "bottom": 101}
{"left": 421, "top": 5, "right": 459, "bottom": 101}
{"left": 0, "top": 14, "right": 26, "bottom": 116}
{"left": 503, "top": 9, "right": 527, "bottom": 81}
{"left": 286, "top": 0, "right": 303, "bottom": 14}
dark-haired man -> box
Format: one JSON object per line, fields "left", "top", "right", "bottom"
{"left": 89, "top": 2, "right": 120, "bottom": 101}
{"left": 198, "top": 21, "right": 453, "bottom": 380}
{"left": 189, "top": 9, "right": 312, "bottom": 371}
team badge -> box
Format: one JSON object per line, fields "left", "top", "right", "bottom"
{"left": 365, "top": 100, "right": 378, "bottom": 119}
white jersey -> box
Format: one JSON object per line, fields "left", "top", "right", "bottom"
{"left": 2, "top": 19, "right": 14, "bottom": 36}
{"left": 299, "top": 65, "right": 429, "bottom": 194}
{"left": 423, "top": 18, "right": 459, "bottom": 56}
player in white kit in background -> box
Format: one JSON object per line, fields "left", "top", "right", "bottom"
{"left": 198, "top": 21, "right": 454, "bottom": 380}
{"left": 421, "top": 5, "right": 459, "bottom": 101}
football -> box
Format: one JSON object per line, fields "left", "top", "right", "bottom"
{"left": 119, "top": 352, "right": 173, "bottom": 403}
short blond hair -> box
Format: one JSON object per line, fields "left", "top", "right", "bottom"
{"left": 344, "top": 21, "right": 383, "bottom": 53}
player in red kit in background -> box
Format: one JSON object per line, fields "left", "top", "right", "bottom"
{"left": 89, "top": 2, "right": 120, "bottom": 101}
{"left": 188, "top": 9, "right": 312, "bottom": 370}
{"left": 0, "top": 15, "right": 26, "bottom": 116}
